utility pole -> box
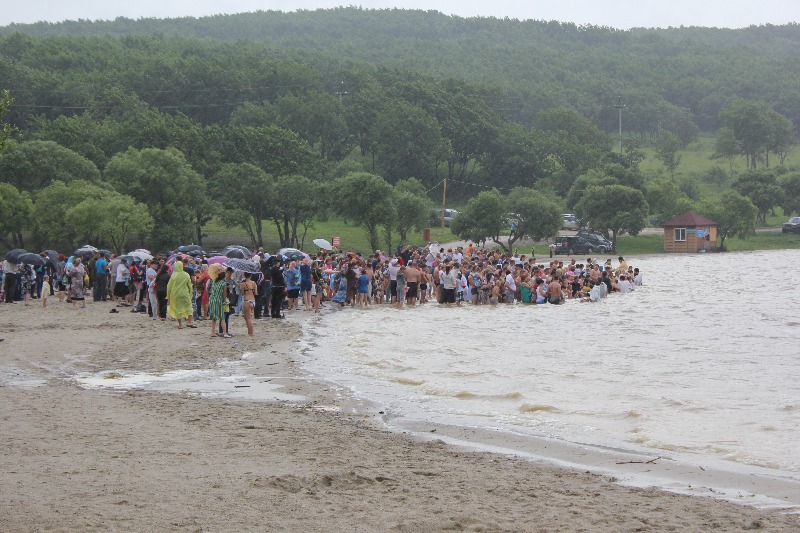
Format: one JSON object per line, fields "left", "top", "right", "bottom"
{"left": 441, "top": 176, "right": 447, "bottom": 229}
{"left": 615, "top": 96, "right": 625, "bottom": 161}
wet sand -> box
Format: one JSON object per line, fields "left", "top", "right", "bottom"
{"left": 1, "top": 299, "right": 799, "bottom": 531}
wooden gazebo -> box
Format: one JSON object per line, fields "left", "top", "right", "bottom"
{"left": 662, "top": 211, "right": 718, "bottom": 253}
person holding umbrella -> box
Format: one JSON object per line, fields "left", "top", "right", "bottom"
{"left": 270, "top": 257, "right": 286, "bottom": 319}
{"left": 2, "top": 257, "right": 19, "bottom": 303}
{"left": 208, "top": 264, "right": 230, "bottom": 338}
{"left": 21, "top": 263, "right": 35, "bottom": 306}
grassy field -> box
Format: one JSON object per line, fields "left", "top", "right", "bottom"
{"left": 639, "top": 135, "right": 800, "bottom": 210}
{"left": 201, "top": 217, "right": 457, "bottom": 255}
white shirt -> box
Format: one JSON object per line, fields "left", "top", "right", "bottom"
{"left": 505, "top": 273, "right": 517, "bottom": 292}
{"left": 116, "top": 263, "right": 129, "bottom": 283}
{"left": 634, "top": 273, "right": 643, "bottom": 286}
{"left": 388, "top": 259, "right": 401, "bottom": 281}
{"left": 589, "top": 285, "right": 601, "bottom": 302}
{"left": 146, "top": 267, "right": 157, "bottom": 288}
{"left": 618, "top": 279, "right": 633, "bottom": 293}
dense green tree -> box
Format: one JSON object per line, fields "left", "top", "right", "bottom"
{"left": 218, "top": 125, "right": 321, "bottom": 178}
{"left": 212, "top": 163, "right": 272, "bottom": 249}
{"left": 32, "top": 179, "right": 110, "bottom": 247}
{"left": 0, "top": 182, "right": 33, "bottom": 248}
{"left": 720, "top": 100, "right": 796, "bottom": 169}
{"left": 574, "top": 185, "right": 648, "bottom": 248}
{"left": 0, "top": 90, "right": 15, "bottom": 153}
{"left": 731, "top": 169, "right": 783, "bottom": 224}
{"left": 505, "top": 187, "right": 562, "bottom": 249}
{"left": 392, "top": 178, "right": 434, "bottom": 244}
{"left": 646, "top": 179, "right": 694, "bottom": 224}
{"left": 699, "top": 191, "right": 758, "bottom": 250}
{"left": 0, "top": 140, "right": 100, "bottom": 193}
{"left": 105, "top": 147, "right": 204, "bottom": 250}
{"left": 449, "top": 189, "right": 508, "bottom": 250}
{"left": 565, "top": 170, "right": 619, "bottom": 211}
{"left": 28, "top": 113, "right": 113, "bottom": 168}
{"left": 330, "top": 172, "right": 395, "bottom": 252}
{"left": 372, "top": 101, "right": 449, "bottom": 187}
{"left": 273, "top": 91, "right": 354, "bottom": 161}
{"left": 533, "top": 106, "right": 611, "bottom": 175}
{"left": 270, "top": 175, "right": 320, "bottom": 249}
{"left": 766, "top": 112, "right": 796, "bottom": 166}
{"left": 67, "top": 191, "right": 154, "bottom": 254}
{"left": 480, "top": 124, "right": 552, "bottom": 190}
{"left": 778, "top": 172, "right": 800, "bottom": 216}
{"left": 711, "top": 126, "right": 740, "bottom": 177}
{"left": 654, "top": 130, "right": 682, "bottom": 181}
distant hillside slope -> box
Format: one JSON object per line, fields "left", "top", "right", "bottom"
{"left": 2, "top": 8, "right": 800, "bottom": 132}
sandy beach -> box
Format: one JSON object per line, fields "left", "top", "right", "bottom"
{"left": 1, "top": 299, "right": 799, "bottom": 532}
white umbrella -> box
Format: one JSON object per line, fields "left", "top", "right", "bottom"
{"left": 127, "top": 250, "right": 153, "bottom": 261}
{"left": 313, "top": 238, "right": 332, "bottom": 250}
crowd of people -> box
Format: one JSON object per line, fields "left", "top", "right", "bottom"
{"left": 318, "top": 243, "right": 642, "bottom": 308}
{"left": 1, "top": 242, "right": 643, "bottom": 331}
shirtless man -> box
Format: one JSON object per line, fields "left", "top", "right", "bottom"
{"left": 404, "top": 261, "right": 422, "bottom": 306}
{"left": 548, "top": 276, "right": 563, "bottom": 304}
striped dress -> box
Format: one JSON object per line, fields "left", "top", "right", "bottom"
{"left": 208, "top": 278, "right": 227, "bottom": 320}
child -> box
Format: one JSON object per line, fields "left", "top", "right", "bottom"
{"left": 357, "top": 268, "right": 370, "bottom": 308}
{"left": 41, "top": 276, "right": 51, "bottom": 308}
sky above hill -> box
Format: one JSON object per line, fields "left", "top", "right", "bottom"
{"left": 1, "top": 0, "right": 798, "bottom": 29}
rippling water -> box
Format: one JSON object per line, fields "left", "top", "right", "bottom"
{"left": 302, "top": 250, "right": 800, "bottom": 475}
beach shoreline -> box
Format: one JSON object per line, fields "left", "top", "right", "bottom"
{"left": 2, "top": 300, "right": 799, "bottom": 531}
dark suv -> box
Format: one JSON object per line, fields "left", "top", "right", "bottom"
{"left": 576, "top": 230, "right": 613, "bottom": 252}
{"left": 782, "top": 217, "right": 800, "bottom": 234}
{"left": 553, "top": 236, "right": 595, "bottom": 255}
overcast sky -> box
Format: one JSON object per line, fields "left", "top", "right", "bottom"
{"left": 1, "top": 1, "right": 798, "bottom": 29}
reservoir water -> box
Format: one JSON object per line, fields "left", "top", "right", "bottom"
{"left": 301, "top": 250, "right": 800, "bottom": 505}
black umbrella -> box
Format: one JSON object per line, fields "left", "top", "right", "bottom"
{"left": 4, "top": 248, "right": 28, "bottom": 263}
{"left": 221, "top": 244, "right": 251, "bottom": 255}
{"left": 17, "top": 252, "right": 46, "bottom": 266}
{"left": 43, "top": 250, "right": 60, "bottom": 270}
{"left": 178, "top": 244, "right": 204, "bottom": 253}
{"left": 222, "top": 247, "right": 248, "bottom": 259}
{"left": 223, "top": 258, "right": 261, "bottom": 274}
{"left": 98, "top": 249, "right": 112, "bottom": 257}
{"left": 186, "top": 249, "right": 207, "bottom": 257}
{"left": 278, "top": 248, "right": 309, "bottom": 261}
{"left": 74, "top": 245, "right": 98, "bottom": 259}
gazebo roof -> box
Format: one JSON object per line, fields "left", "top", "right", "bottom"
{"left": 662, "top": 211, "right": 718, "bottom": 227}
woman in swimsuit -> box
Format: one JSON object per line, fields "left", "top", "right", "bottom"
{"left": 240, "top": 272, "right": 258, "bottom": 336}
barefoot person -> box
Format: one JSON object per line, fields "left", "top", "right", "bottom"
{"left": 240, "top": 272, "right": 257, "bottom": 336}
{"left": 404, "top": 261, "right": 421, "bottom": 306}
{"left": 208, "top": 266, "right": 230, "bottom": 338}
{"left": 69, "top": 257, "right": 87, "bottom": 310}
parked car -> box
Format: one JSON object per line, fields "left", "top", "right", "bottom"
{"left": 576, "top": 230, "right": 613, "bottom": 252}
{"left": 553, "top": 236, "right": 595, "bottom": 255}
{"left": 562, "top": 213, "right": 579, "bottom": 230}
{"left": 782, "top": 216, "right": 800, "bottom": 233}
{"left": 432, "top": 208, "right": 459, "bottom": 227}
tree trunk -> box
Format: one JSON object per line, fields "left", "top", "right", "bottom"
{"left": 367, "top": 225, "right": 379, "bottom": 253}
{"left": 491, "top": 237, "right": 509, "bottom": 252}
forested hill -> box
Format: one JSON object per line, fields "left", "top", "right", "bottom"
{"left": 2, "top": 8, "right": 800, "bottom": 133}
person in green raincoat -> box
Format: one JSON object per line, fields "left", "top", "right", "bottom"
{"left": 166, "top": 260, "right": 195, "bottom": 329}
